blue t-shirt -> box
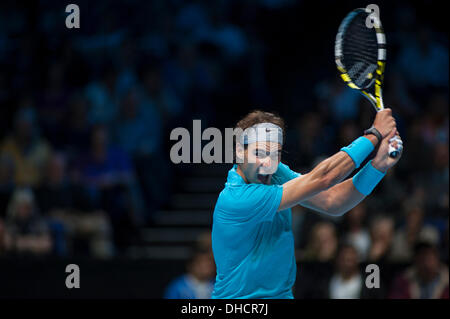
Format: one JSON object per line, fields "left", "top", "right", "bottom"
{"left": 164, "top": 274, "right": 215, "bottom": 299}
{"left": 211, "top": 162, "right": 300, "bottom": 299}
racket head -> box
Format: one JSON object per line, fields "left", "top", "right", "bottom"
{"left": 335, "top": 8, "right": 386, "bottom": 92}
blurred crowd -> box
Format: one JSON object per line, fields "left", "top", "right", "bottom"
{"left": 0, "top": 0, "right": 448, "bottom": 298}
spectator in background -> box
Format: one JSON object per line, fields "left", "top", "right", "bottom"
{"left": 389, "top": 204, "right": 440, "bottom": 263}
{"left": 114, "top": 39, "right": 139, "bottom": 98}
{"left": 4, "top": 188, "right": 52, "bottom": 256}
{"left": 329, "top": 244, "right": 363, "bottom": 299}
{"left": 35, "top": 153, "right": 114, "bottom": 258}
{"left": 337, "top": 120, "right": 360, "bottom": 146}
{"left": 389, "top": 241, "right": 449, "bottom": 299}
{"left": 329, "top": 244, "right": 384, "bottom": 299}
{"left": 114, "top": 86, "right": 167, "bottom": 223}
{"left": 0, "top": 105, "right": 52, "bottom": 187}
{"left": 140, "top": 64, "right": 183, "bottom": 127}
{"left": 396, "top": 26, "right": 448, "bottom": 89}
{"left": 302, "top": 221, "right": 338, "bottom": 262}
{"left": 368, "top": 215, "right": 394, "bottom": 263}
{"left": 287, "top": 112, "right": 332, "bottom": 169}
{"left": 134, "top": 64, "right": 179, "bottom": 215}
{"left": 84, "top": 66, "right": 120, "bottom": 128}
{"left": 163, "top": 41, "right": 215, "bottom": 120}
{"left": 425, "top": 141, "right": 449, "bottom": 216}
{"left": 205, "top": 5, "right": 248, "bottom": 61}
{"left": 164, "top": 248, "right": 216, "bottom": 299}
{"left": 196, "top": 230, "right": 213, "bottom": 253}
{"left": 175, "top": 1, "right": 210, "bottom": 40}
{"left": 315, "top": 77, "right": 362, "bottom": 124}
{"left": 63, "top": 93, "right": 92, "bottom": 156}
{"left": 77, "top": 125, "right": 142, "bottom": 250}
{"left": 342, "top": 203, "right": 371, "bottom": 262}
{"left": 375, "top": 165, "right": 407, "bottom": 214}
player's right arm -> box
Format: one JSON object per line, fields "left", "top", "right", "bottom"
{"left": 278, "top": 109, "right": 396, "bottom": 212}
{"left": 278, "top": 150, "right": 358, "bottom": 211}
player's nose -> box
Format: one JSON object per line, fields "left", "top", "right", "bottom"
{"left": 261, "top": 156, "right": 272, "bottom": 167}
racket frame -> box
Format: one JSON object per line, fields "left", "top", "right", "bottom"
{"left": 335, "top": 8, "right": 401, "bottom": 158}
{"left": 335, "top": 8, "right": 387, "bottom": 113}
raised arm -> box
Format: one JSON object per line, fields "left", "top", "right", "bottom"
{"left": 278, "top": 108, "right": 397, "bottom": 212}
{"left": 278, "top": 147, "right": 362, "bottom": 211}
{"left": 299, "top": 128, "right": 403, "bottom": 216}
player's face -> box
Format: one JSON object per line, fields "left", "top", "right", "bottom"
{"left": 240, "top": 142, "right": 282, "bottom": 185}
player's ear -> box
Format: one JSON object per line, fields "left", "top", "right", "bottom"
{"left": 235, "top": 142, "right": 245, "bottom": 164}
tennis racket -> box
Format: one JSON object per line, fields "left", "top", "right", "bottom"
{"left": 335, "top": 7, "right": 402, "bottom": 158}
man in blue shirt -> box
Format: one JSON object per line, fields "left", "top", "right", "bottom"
{"left": 212, "top": 110, "right": 403, "bottom": 299}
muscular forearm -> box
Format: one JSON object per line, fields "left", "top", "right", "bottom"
{"left": 309, "top": 134, "right": 378, "bottom": 187}
{"left": 279, "top": 135, "right": 378, "bottom": 212}
{"left": 301, "top": 178, "right": 365, "bottom": 216}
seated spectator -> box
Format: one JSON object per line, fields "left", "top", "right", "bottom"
{"left": 76, "top": 125, "right": 142, "bottom": 250}
{"left": 302, "top": 221, "right": 338, "bottom": 262}
{"left": 84, "top": 66, "right": 120, "bottom": 128}
{"left": 4, "top": 188, "right": 52, "bottom": 257}
{"left": 368, "top": 215, "right": 395, "bottom": 263}
{"left": 424, "top": 141, "right": 449, "bottom": 216}
{"left": 113, "top": 86, "right": 170, "bottom": 220}
{"left": 35, "top": 153, "right": 114, "bottom": 258}
{"left": 389, "top": 241, "right": 449, "bottom": 299}
{"left": 342, "top": 203, "right": 371, "bottom": 262}
{"left": 285, "top": 112, "right": 333, "bottom": 169}
{"left": 195, "top": 230, "right": 213, "bottom": 254}
{"left": 329, "top": 244, "right": 385, "bottom": 299}
{"left": 63, "top": 93, "right": 92, "bottom": 156}
{"left": 389, "top": 204, "right": 440, "bottom": 263}
{"left": 0, "top": 106, "right": 52, "bottom": 187}
{"left": 140, "top": 64, "right": 183, "bottom": 126}
{"left": 163, "top": 41, "right": 215, "bottom": 113}
{"left": 164, "top": 248, "right": 216, "bottom": 299}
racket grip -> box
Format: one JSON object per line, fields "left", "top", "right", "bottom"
{"left": 388, "top": 147, "right": 399, "bottom": 158}
{"left": 388, "top": 137, "right": 403, "bottom": 158}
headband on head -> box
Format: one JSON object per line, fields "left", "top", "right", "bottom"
{"left": 239, "top": 122, "right": 283, "bottom": 146}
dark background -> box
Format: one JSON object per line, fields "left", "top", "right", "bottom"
{"left": 0, "top": 0, "right": 448, "bottom": 298}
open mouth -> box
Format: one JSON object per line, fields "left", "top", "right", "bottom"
{"left": 257, "top": 174, "right": 270, "bottom": 184}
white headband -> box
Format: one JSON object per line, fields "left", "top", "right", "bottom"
{"left": 239, "top": 123, "right": 283, "bottom": 145}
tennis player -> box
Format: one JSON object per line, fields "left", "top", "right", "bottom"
{"left": 211, "top": 110, "right": 402, "bottom": 299}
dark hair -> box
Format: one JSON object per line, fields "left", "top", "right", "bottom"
{"left": 186, "top": 247, "right": 211, "bottom": 270}
{"left": 235, "top": 110, "right": 285, "bottom": 149}
{"left": 235, "top": 110, "right": 285, "bottom": 132}
{"left": 413, "top": 241, "right": 438, "bottom": 256}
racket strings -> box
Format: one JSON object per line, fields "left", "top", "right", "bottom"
{"left": 341, "top": 12, "right": 378, "bottom": 88}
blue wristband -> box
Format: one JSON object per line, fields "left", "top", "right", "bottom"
{"left": 340, "top": 136, "right": 374, "bottom": 168}
{"left": 353, "top": 160, "right": 386, "bottom": 195}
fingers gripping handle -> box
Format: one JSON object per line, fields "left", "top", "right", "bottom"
{"left": 375, "top": 106, "right": 401, "bottom": 158}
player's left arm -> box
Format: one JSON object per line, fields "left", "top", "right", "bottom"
{"left": 300, "top": 129, "right": 403, "bottom": 216}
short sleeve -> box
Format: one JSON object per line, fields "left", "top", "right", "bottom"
{"left": 271, "top": 162, "right": 301, "bottom": 185}
{"left": 217, "top": 183, "right": 283, "bottom": 224}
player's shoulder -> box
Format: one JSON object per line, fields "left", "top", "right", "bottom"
{"left": 217, "top": 182, "right": 280, "bottom": 211}
{"left": 271, "top": 162, "right": 301, "bottom": 185}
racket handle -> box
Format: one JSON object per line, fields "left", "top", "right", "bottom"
{"left": 388, "top": 137, "right": 403, "bottom": 158}
{"left": 388, "top": 148, "right": 399, "bottom": 158}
